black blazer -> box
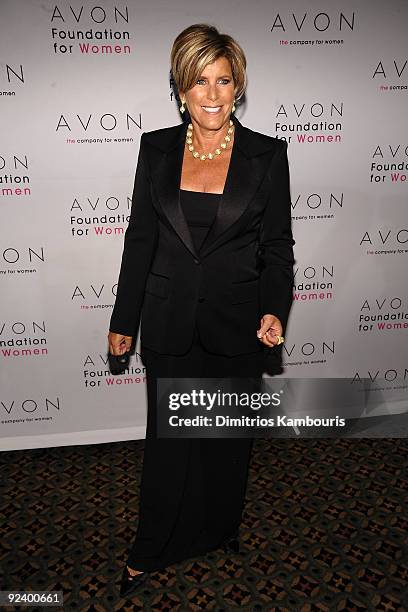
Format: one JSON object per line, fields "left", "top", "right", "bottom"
{"left": 109, "top": 115, "right": 295, "bottom": 369}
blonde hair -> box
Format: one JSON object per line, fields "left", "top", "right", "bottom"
{"left": 171, "top": 23, "right": 247, "bottom": 101}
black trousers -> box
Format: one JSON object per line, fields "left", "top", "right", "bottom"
{"left": 127, "top": 326, "right": 265, "bottom": 572}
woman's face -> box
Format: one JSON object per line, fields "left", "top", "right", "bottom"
{"left": 181, "top": 56, "right": 235, "bottom": 132}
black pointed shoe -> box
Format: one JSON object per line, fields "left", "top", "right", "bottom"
{"left": 119, "top": 565, "right": 149, "bottom": 598}
{"left": 222, "top": 530, "right": 241, "bottom": 554}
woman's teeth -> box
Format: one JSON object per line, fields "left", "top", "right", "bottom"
{"left": 202, "top": 106, "right": 222, "bottom": 113}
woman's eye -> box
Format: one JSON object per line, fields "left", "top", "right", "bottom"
{"left": 196, "top": 78, "right": 231, "bottom": 85}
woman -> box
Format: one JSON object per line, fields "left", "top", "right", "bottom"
{"left": 107, "top": 23, "right": 295, "bottom": 597}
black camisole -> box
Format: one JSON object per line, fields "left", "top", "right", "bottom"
{"left": 180, "top": 189, "right": 221, "bottom": 252}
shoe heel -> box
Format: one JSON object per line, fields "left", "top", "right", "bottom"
{"left": 120, "top": 565, "right": 149, "bottom": 598}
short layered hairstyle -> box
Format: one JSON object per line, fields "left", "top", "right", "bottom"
{"left": 171, "top": 23, "right": 247, "bottom": 101}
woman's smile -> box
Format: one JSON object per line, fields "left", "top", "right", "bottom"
{"left": 201, "top": 105, "right": 222, "bottom": 114}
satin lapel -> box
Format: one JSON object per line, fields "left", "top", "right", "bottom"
{"left": 152, "top": 121, "right": 199, "bottom": 259}
{"left": 199, "top": 119, "right": 267, "bottom": 258}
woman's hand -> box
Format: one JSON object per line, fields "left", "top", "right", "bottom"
{"left": 108, "top": 331, "right": 132, "bottom": 356}
{"left": 256, "top": 314, "right": 283, "bottom": 347}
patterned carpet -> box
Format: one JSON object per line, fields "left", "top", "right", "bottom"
{"left": 1, "top": 437, "right": 407, "bottom": 611}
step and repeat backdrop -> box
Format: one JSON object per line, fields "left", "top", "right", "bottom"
{"left": 1, "top": 0, "right": 407, "bottom": 450}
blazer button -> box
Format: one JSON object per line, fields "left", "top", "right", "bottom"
{"left": 198, "top": 297, "right": 205, "bottom": 303}
{"left": 194, "top": 258, "right": 200, "bottom": 264}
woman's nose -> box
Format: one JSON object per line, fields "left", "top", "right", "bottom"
{"left": 207, "top": 84, "right": 218, "bottom": 101}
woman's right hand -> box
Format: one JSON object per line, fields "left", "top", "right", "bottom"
{"left": 108, "top": 331, "right": 133, "bottom": 356}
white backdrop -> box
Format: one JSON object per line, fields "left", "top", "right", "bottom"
{"left": 1, "top": 0, "right": 407, "bottom": 450}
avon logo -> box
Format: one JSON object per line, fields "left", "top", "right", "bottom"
{"left": 70, "top": 196, "right": 131, "bottom": 212}
{"left": 1, "top": 64, "right": 24, "bottom": 85}
{"left": 1, "top": 397, "right": 61, "bottom": 415}
{"left": 283, "top": 340, "right": 335, "bottom": 358}
{"left": 372, "top": 144, "right": 408, "bottom": 159}
{"left": 294, "top": 265, "right": 334, "bottom": 280}
{"left": 0, "top": 154, "right": 29, "bottom": 171}
{"left": 51, "top": 5, "right": 129, "bottom": 24}
{"left": 352, "top": 368, "right": 408, "bottom": 382}
{"left": 292, "top": 192, "right": 344, "bottom": 211}
{"left": 271, "top": 11, "right": 355, "bottom": 33}
{"left": 276, "top": 102, "right": 343, "bottom": 119}
{"left": 1, "top": 247, "right": 45, "bottom": 264}
{"left": 72, "top": 284, "right": 118, "bottom": 300}
{"left": 372, "top": 60, "right": 407, "bottom": 79}
{"left": 361, "top": 297, "right": 406, "bottom": 311}
{"left": 360, "top": 229, "right": 408, "bottom": 246}
{"left": 0, "top": 321, "right": 46, "bottom": 336}
{"left": 56, "top": 113, "right": 141, "bottom": 132}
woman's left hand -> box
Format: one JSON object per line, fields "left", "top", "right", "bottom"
{"left": 257, "top": 314, "right": 283, "bottom": 347}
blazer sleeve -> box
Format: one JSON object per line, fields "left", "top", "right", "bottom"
{"left": 258, "top": 140, "right": 295, "bottom": 334}
{"left": 109, "top": 133, "right": 158, "bottom": 336}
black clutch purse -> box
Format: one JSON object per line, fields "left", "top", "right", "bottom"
{"left": 263, "top": 344, "right": 284, "bottom": 376}
{"left": 108, "top": 351, "right": 131, "bottom": 375}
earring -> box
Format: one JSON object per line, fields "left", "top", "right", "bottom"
{"left": 232, "top": 99, "right": 236, "bottom": 113}
{"left": 180, "top": 99, "right": 186, "bottom": 114}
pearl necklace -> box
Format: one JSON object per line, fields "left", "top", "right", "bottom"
{"left": 186, "top": 119, "right": 234, "bottom": 161}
